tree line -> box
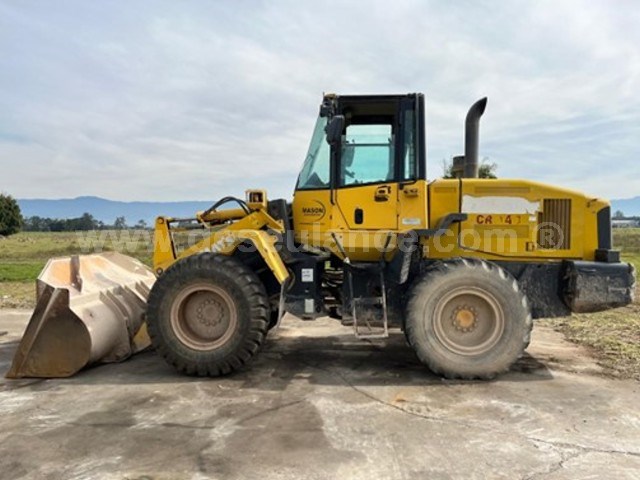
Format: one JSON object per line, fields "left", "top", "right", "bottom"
{"left": 23, "top": 213, "right": 148, "bottom": 232}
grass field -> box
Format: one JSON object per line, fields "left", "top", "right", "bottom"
{"left": 1, "top": 228, "right": 639, "bottom": 378}
{"left": 0, "top": 230, "right": 153, "bottom": 308}
{"left": 539, "top": 228, "right": 640, "bottom": 380}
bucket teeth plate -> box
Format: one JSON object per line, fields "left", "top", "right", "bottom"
{"left": 6, "top": 252, "right": 156, "bottom": 378}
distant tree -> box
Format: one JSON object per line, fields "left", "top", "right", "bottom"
{"left": 478, "top": 161, "right": 498, "bottom": 179}
{"left": 135, "top": 219, "right": 148, "bottom": 230}
{"left": 23, "top": 215, "right": 48, "bottom": 232}
{"left": 63, "top": 212, "right": 99, "bottom": 231}
{"left": 49, "top": 219, "right": 67, "bottom": 232}
{"left": 442, "top": 159, "right": 452, "bottom": 178}
{"left": 0, "top": 193, "right": 24, "bottom": 236}
{"left": 78, "top": 212, "right": 98, "bottom": 230}
{"left": 442, "top": 157, "right": 498, "bottom": 179}
{"left": 613, "top": 210, "right": 625, "bottom": 219}
{"left": 114, "top": 216, "right": 127, "bottom": 229}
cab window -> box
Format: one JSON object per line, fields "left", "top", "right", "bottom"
{"left": 339, "top": 124, "right": 394, "bottom": 187}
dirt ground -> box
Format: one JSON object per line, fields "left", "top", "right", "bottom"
{"left": 0, "top": 311, "right": 639, "bottom": 480}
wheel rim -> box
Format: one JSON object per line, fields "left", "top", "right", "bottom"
{"left": 170, "top": 283, "right": 238, "bottom": 351}
{"left": 432, "top": 286, "right": 505, "bottom": 356}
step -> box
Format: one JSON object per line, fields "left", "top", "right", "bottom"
{"left": 352, "top": 296, "right": 389, "bottom": 339}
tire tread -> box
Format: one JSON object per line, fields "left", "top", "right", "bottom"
{"left": 406, "top": 258, "right": 532, "bottom": 380}
{"left": 146, "top": 253, "right": 269, "bottom": 377}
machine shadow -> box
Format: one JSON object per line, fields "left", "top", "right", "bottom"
{"left": 1, "top": 331, "right": 553, "bottom": 391}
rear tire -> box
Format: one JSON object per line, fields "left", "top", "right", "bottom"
{"left": 405, "top": 258, "right": 532, "bottom": 379}
{"left": 146, "top": 253, "right": 269, "bottom": 376}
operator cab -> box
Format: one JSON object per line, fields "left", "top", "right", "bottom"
{"left": 296, "top": 93, "right": 426, "bottom": 193}
{"left": 294, "top": 94, "right": 428, "bottom": 241}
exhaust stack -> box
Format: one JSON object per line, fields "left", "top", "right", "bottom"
{"left": 463, "top": 97, "right": 488, "bottom": 178}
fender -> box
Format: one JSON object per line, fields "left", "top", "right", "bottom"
{"left": 153, "top": 210, "right": 290, "bottom": 284}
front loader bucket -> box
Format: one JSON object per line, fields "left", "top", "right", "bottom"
{"left": 6, "top": 252, "right": 157, "bottom": 378}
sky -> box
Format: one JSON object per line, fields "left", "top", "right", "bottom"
{"left": 0, "top": 0, "right": 639, "bottom": 201}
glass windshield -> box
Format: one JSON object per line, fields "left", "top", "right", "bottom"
{"left": 296, "top": 116, "right": 330, "bottom": 190}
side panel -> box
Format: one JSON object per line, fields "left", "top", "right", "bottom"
{"left": 427, "top": 178, "right": 606, "bottom": 262}
{"left": 397, "top": 180, "right": 428, "bottom": 231}
{"left": 459, "top": 179, "right": 584, "bottom": 260}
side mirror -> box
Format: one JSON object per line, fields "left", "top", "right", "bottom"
{"left": 325, "top": 115, "right": 345, "bottom": 146}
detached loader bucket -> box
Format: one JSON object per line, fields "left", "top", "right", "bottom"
{"left": 6, "top": 252, "right": 156, "bottom": 378}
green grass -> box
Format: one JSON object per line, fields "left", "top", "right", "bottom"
{"left": 614, "top": 228, "right": 640, "bottom": 271}
{"left": 613, "top": 227, "right": 640, "bottom": 253}
{"left": 0, "top": 262, "right": 46, "bottom": 282}
{"left": 540, "top": 228, "right": 640, "bottom": 380}
{"left": 0, "top": 230, "right": 153, "bottom": 264}
{"left": 0, "top": 281, "right": 35, "bottom": 309}
{"left": 0, "top": 231, "right": 153, "bottom": 309}
{"left": 621, "top": 253, "right": 640, "bottom": 272}
{"left": 0, "top": 231, "right": 82, "bottom": 259}
{"left": 541, "top": 303, "right": 640, "bottom": 380}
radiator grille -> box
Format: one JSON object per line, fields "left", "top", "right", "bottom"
{"left": 537, "top": 199, "right": 571, "bottom": 249}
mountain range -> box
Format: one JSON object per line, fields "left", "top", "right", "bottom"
{"left": 17, "top": 196, "right": 215, "bottom": 225}
{"left": 17, "top": 194, "right": 640, "bottom": 225}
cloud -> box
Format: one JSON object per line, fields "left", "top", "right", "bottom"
{"left": 0, "top": 0, "right": 638, "bottom": 201}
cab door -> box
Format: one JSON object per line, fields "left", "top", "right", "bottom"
{"left": 335, "top": 122, "right": 398, "bottom": 231}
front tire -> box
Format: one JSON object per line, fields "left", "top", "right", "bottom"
{"left": 405, "top": 258, "right": 532, "bottom": 379}
{"left": 146, "top": 253, "right": 269, "bottom": 376}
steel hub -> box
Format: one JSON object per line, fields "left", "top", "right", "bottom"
{"left": 170, "top": 283, "right": 238, "bottom": 351}
{"left": 432, "top": 286, "right": 505, "bottom": 356}
{"left": 452, "top": 305, "right": 479, "bottom": 333}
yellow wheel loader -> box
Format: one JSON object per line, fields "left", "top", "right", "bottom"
{"left": 9, "top": 93, "right": 635, "bottom": 379}
{"left": 144, "top": 93, "right": 634, "bottom": 379}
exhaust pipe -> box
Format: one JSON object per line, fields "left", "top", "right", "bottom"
{"left": 463, "top": 97, "right": 488, "bottom": 178}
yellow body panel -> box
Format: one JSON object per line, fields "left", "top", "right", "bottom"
{"left": 293, "top": 180, "right": 428, "bottom": 261}
{"left": 293, "top": 178, "right": 606, "bottom": 263}
{"left": 153, "top": 177, "right": 607, "bottom": 286}
{"left": 427, "top": 178, "right": 605, "bottom": 262}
